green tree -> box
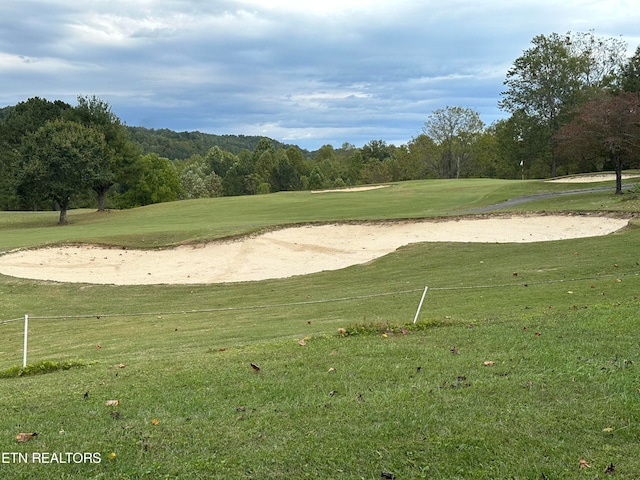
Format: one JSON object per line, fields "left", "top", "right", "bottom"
{"left": 423, "top": 106, "right": 484, "bottom": 178}
{"left": 178, "top": 154, "right": 224, "bottom": 199}
{"left": 115, "top": 153, "right": 182, "bottom": 206}
{"left": 499, "top": 32, "right": 627, "bottom": 177}
{"left": 0, "top": 97, "right": 72, "bottom": 209}
{"left": 620, "top": 45, "right": 640, "bottom": 93}
{"left": 493, "top": 112, "right": 551, "bottom": 179}
{"left": 18, "top": 119, "right": 107, "bottom": 224}
{"left": 407, "top": 134, "right": 439, "bottom": 179}
{"left": 222, "top": 150, "right": 254, "bottom": 196}
{"left": 206, "top": 146, "right": 237, "bottom": 178}
{"left": 65, "top": 95, "right": 141, "bottom": 211}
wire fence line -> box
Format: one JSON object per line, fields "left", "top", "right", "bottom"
{"left": 1, "top": 270, "right": 637, "bottom": 326}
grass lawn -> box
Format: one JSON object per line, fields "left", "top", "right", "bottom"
{"left": 0, "top": 177, "right": 639, "bottom": 479}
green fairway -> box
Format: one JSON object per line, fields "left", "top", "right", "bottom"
{"left": 0, "top": 177, "right": 639, "bottom": 479}
{"left": 1, "top": 177, "right": 633, "bottom": 250}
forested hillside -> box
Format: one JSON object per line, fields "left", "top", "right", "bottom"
{"left": 126, "top": 126, "right": 308, "bottom": 159}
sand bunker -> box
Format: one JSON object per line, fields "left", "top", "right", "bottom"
{"left": 547, "top": 173, "right": 640, "bottom": 183}
{"left": 0, "top": 215, "right": 628, "bottom": 285}
{"left": 311, "top": 185, "right": 389, "bottom": 193}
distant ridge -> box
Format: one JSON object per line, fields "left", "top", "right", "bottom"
{"left": 126, "top": 126, "right": 310, "bottom": 159}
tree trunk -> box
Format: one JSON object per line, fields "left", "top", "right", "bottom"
{"left": 94, "top": 185, "right": 111, "bottom": 211}
{"left": 58, "top": 197, "right": 70, "bottom": 225}
{"left": 58, "top": 208, "right": 68, "bottom": 225}
{"left": 614, "top": 156, "right": 623, "bottom": 195}
{"left": 97, "top": 190, "right": 107, "bottom": 211}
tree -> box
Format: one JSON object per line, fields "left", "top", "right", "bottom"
{"left": 493, "top": 112, "right": 551, "bottom": 178}
{"left": 620, "top": 45, "right": 640, "bottom": 93}
{"left": 65, "top": 95, "right": 141, "bottom": 211}
{"left": 499, "top": 32, "right": 627, "bottom": 177}
{"left": 115, "top": 153, "right": 182, "bottom": 206}
{"left": 206, "top": 145, "right": 236, "bottom": 178}
{"left": 423, "top": 106, "right": 484, "bottom": 178}
{"left": 567, "top": 31, "right": 627, "bottom": 89}
{"left": 0, "top": 97, "right": 72, "bottom": 209}
{"left": 556, "top": 91, "right": 640, "bottom": 194}
{"left": 407, "top": 134, "right": 439, "bottom": 179}
{"left": 361, "top": 140, "right": 392, "bottom": 163}
{"left": 18, "top": 120, "right": 107, "bottom": 224}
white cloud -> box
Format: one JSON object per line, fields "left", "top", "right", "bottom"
{"left": 1, "top": 0, "right": 639, "bottom": 149}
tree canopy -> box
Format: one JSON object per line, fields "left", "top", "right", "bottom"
{"left": 18, "top": 119, "right": 107, "bottom": 224}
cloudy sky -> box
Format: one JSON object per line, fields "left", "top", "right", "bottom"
{"left": 1, "top": 1, "right": 639, "bottom": 150}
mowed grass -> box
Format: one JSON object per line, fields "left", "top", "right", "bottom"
{"left": 0, "top": 177, "right": 639, "bottom": 479}
{"left": 0, "top": 177, "right": 630, "bottom": 250}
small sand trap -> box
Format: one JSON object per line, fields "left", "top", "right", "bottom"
{"left": 0, "top": 215, "right": 628, "bottom": 285}
{"left": 547, "top": 173, "right": 640, "bottom": 183}
{"left": 311, "top": 185, "right": 389, "bottom": 193}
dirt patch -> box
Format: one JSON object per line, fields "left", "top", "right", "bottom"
{"left": 0, "top": 215, "right": 627, "bottom": 285}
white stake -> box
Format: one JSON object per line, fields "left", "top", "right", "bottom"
{"left": 23, "top": 314, "right": 29, "bottom": 368}
{"left": 413, "top": 287, "right": 428, "bottom": 324}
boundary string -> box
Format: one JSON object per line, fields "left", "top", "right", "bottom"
{"left": 1, "top": 270, "right": 637, "bottom": 324}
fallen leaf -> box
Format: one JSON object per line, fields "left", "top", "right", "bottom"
{"left": 298, "top": 339, "right": 306, "bottom": 346}
{"left": 579, "top": 458, "right": 591, "bottom": 469}
{"left": 381, "top": 471, "right": 396, "bottom": 479}
{"left": 535, "top": 332, "right": 542, "bottom": 337}
{"left": 15, "top": 432, "right": 37, "bottom": 442}
{"left": 381, "top": 333, "right": 388, "bottom": 338}
{"left": 483, "top": 361, "right": 495, "bottom": 367}
{"left": 602, "top": 427, "right": 614, "bottom": 433}
{"left": 616, "top": 278, "right": 622, "bottom": 283}
{"left": 95, "top": 344, "right": 102, "bottom": 349}
{"left": 151, "top": 419, "right": 159, "bottom": 425}
{"left": 108, "top": 452, "right": 116, "bottom": 460}
{"left": 338, "top": 328, "right": 347, "bottom": 335}
{"left": 328, "top": 367, "right": 336, "bottom": 373}
{"left": 116, "top": 363, "right": 126, "bottom": 368}
{"left": 105, "top": 399, "right": 120, "bottom": 406}
{"left": 450, "top": 347, "right": 459, "bottom": 354}
{"left": 250, "top": 363, "right": 261, "bottom": 372}
{"left": 110, "top": 411, "right": 120, "bottom": 419}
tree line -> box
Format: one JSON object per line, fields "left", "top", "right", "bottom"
{"left": 1, "top": 31, "right": 639, "bottom": 224}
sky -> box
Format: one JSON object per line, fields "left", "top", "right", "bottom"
{"left": 1, "top": 1, "right": 639, "bottom": 151}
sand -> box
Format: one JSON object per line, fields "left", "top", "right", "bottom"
{"left": 0, "top": 215, "right": 628, "bottom": 285}
{"left": 546, "top": 173, "right": 640, "bottom": 183}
